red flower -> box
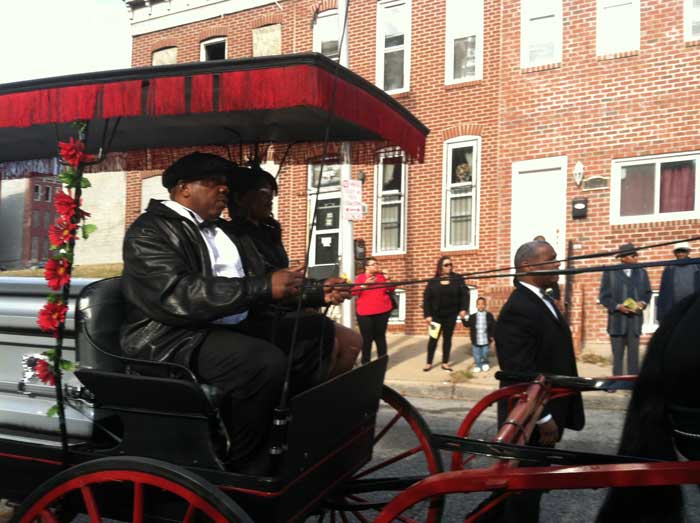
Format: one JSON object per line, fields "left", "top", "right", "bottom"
{"left": 54, "top": 191, "right": 77, "bottom": 220}
{"left": 34, "top": 359, "right": 55, "bottom": 386}
{"left": 44, "top": 258, "right": 71, "bottom": 291}
{"left": 37, "top": 301, "right": 68, "bottom": 337}
{"left": 58, "top": 137, "right": 95, "bottom": 167}
{"left": 48, "top": 220, "right": 78, "bottom": 248}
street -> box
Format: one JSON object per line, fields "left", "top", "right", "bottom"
{"left": 359, "top": 395, "right": 700, "bottom": 523}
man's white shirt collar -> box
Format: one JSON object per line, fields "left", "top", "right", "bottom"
{"left": 519, "top": 280, "right": 558, "bottom": 319}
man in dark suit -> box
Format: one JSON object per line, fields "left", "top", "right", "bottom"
{"left": 656, "top": 241, "right": 700, "bottom": 322}
{"left": 599, "top": 242, "right": 652, "bottom": 375}
{"left": 484, "top": 240, "right": 585, "bottom": 522}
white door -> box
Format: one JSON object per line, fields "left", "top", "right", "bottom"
{"left": 510, "top": 157, "right": 567, "bottom": 269}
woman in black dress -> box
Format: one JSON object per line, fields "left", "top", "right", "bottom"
{"left": 422, "top": 256, "right": 469, "bottom": 372}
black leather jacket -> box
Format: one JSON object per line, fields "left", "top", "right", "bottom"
{"left": 121, "top": 200, "right": 324, "bottom": 367}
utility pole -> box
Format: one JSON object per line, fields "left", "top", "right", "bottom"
{"left": 338, "top": 0, "right": 354, "bottom": 329}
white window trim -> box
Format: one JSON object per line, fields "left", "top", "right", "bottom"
{"left": 313, "top": 9, "right": 340, "bottom": 60}
{"left": 33, "top": 185, "right": 41, "bottom": 201}
{"left": 445, "top": 0, "right": 484, "bottom": 84}
{"left": 596, "top": 0, "right": 640, "bottom": 56}
{"left": 200, "top": 37, "right": 227, "bottom": 62}
{"left": 375, "top": 0, "right": 412, "bottom": 95}
{"left": 684, "top": 0, "right": 700, "bottom": 42}
{"left": 388, "top": 289, "right": 407, "bottom": 323}
{"left": 520, "top": 0, "right": 562, "bottom": 68}
{"left": 373, "top": 153, "right": 407, "bottom": 256}
{"left": 609, "top": 150, "right": 700, "bottom": 225}
{"left": 441, "top": 136, "right": 481, "bottom": 252}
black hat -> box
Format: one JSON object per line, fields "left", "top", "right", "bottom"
{"left": 162, "top": 152, "right": 237, "bottom": 189}
{"left": 615, "top": 243, "right": 638, "bottom": 258}
{"left": 227, "top": 164, "right": 278, "bottom": 195}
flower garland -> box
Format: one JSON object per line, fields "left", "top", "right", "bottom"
{"left": 31, "top": 122, "right": 97, "bottom": 414}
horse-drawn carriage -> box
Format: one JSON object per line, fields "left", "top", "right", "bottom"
{"left": 0, "top": 53, "right": 698, "bottom": 522}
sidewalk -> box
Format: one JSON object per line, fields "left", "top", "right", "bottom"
{"left": 382, "top": 334, "right": 631, "bottom": 411}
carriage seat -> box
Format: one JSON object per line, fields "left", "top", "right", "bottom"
{"left": 76, "top": 277, "right": 222, "bottom": 405}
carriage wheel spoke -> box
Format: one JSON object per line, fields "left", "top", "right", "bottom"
{"left": 183, "top": 504, "right": 197, "bottom": 523}
{"left": 339, "top": 511, "right": 350, "bottom": 523}
{"left": 355, "top": 446, "right": 422, "bottom": 479}
{"left": 80, "top": 485, "right": 101, "bottom": 523}
{"left": 374, "top": 411, "right": 402, "bottom": 445}
{"left": 350, "top": 509, "right": 371, "bottom": 523}
{"left": 132, "top": 482, "right": 144, "bottom": 523}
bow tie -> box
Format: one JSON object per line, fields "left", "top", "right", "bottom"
{"left": 199, "top": 220, "right": 218, "bottom": 232}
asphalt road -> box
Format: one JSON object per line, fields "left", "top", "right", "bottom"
{"left": 353, "top": 394, "right": 700, "bottom": 523}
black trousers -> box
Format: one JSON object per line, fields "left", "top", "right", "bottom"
{"left": 357, "top": 312, "right": 391, "bottom": 364}
{"left": 194, "top": 313, "right": 335, "bottom": 464}
{"left": 610, "top": 331, "right": 640, "bottom": 375}
{"left": 426, "top": 316, "right": 457, "bottom": 364}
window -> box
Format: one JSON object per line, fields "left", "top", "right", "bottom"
{"left": 44, "top": 211, "right": 51, "bottom": 229}
{"left": 33, "top": 184, "right": 41, "bottom": 201}
{"left": 610, "top": 151, "right": 700, "bottom": 224}
{"left": 374, "top": 153, "right": 407, "bottom": 254}
{"left": 376, "top": 0, "right": 411, "bottom": 93}
{"left": 313, "top": 9, "right": 340, "bottom": 61}
{"left": 445, "top": 0, "right": 483, "bottom": 83}
{"left": 30, "top": 237, "right": 39, "bottom": 261}
{"left": 521, "top": 0, "right": 562, "bottom": 68}
{"left": 252, "top": 24, "right": 281, "bottom": 57}
{"left": 442, "top": 137, "right": 480, "bottom": 249}
{"left": 43, "top": 186, "right": 52, "bottom": 202}
{"left": 388, "top": 289, "right": 407, "bottom": 323}
{"left": 152, "top": 46, "right": 178, "bottom": 66}
{"left": 200, "top": 37, "right": 226, "bottom": 61}
{"left": 309, "top": 162, "right": 342, "bottom": 192}
{"left": 597, "top": 0, "right": 639, "bottom": 56}
{"left": 685, "top": 0, "right": 700, "bottom": 41}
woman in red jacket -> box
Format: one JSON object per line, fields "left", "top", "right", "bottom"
{"left": 353, "top": 257, "right": 395, "bottom": 364}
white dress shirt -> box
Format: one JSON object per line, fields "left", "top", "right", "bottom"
{"left": 162, "top": 200, "right": 248, "bottom": 325}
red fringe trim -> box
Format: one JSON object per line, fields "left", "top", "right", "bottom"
{"left": 102, "top": 81, "right": 142, "bottom": 119}
{"left": 147, "top": 77, "right": 186, "bottom": 116}
{"left": 190, "top": 74, "right": 214, "bottom": 113}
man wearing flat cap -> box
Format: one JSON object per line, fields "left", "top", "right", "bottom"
{"left": 599, "top": 242, "right": 652, "bottom": 375}
{"left": 120, "top": 152, "right": 349, "bottom": 473}
{"left": 657, "top": 242, "right": 700, "bottom": 322}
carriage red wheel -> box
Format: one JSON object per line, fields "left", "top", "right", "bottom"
{"left": 316, "top": 385, "right": 444, "bottom": 522}
{"left": 12, "top": 456, "right": 252, "bottom": 523}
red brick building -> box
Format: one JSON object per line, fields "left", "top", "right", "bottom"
{"left": 124, "top": 0, "right": 700, "bottom": 350}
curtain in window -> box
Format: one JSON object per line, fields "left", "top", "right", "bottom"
{"left": 380, "top": 203, "right": 400, "bottom": 250}
{"left": 620, "top": 164, "right": 654, "bottom": 216}
{"left": 660, "top": 161, "right": 695, "bottom": 213}
{"left": 449, "top": 195, "right": 472, "bottom": 245}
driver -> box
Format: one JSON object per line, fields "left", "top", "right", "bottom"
{"left": 120, "top": 152, "right": 349, "bottom": 473}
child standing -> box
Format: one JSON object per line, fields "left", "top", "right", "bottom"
{"left": 466, "top": 297, "right": 496, "bottom": 373}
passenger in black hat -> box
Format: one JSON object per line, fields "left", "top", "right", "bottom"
{"left": 656, "top": 241, "right": 700, "bottom": 322}
{"left": 121, "top": 152, "right": 349, "bottom": 473}
{"left": 223, "top": 163, "right": 361, "bottom": 377}
{"left": 599, "top": 242, "right": 652, "bottom": 375}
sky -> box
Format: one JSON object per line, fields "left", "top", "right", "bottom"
{"left": 0, "top": 0, "right": 132, "bottom": 84}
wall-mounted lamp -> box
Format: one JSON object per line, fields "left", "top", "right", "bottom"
{"left": 573, "top": 161, "right": 584, "bottom": 187}
{"left": 357, "top": 170, "right": 366, "bottom": 184}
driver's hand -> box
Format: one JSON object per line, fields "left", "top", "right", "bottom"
{"left": 270, "top": 268, "right": 304, "bottom": 300}
{"left": 323, "top": 277, "right": 351, "bottom": 305}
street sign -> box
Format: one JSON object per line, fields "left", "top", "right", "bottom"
{"left": 341, "top": 179, "right": 363, "bottom": 221}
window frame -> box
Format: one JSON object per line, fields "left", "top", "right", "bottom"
{"left": 200, "top": 37, "right": 227, "bottom": 62}
{"left": 596, "top": 0, "right": 640, "bottom": 56}
{"left": 375, "top": 0, "right": 412, "bottom": 94}
{"left": 609, "top": 150, "right": 700, "bottom": 225}
{"left": 441, "top": 136, "right": 481, "bottom": 251}
{"left": 520, "top": 0, "right": 562, "bottom": 68}
{"left": 313, "top": 9, "right": 341, "bottom": 61}
{"left": 373, "top": 152, "right": 408, "bottom": 256}
{"left": 684, "top": 0, "right": 700, "bottom": 42}
{"left": 445, "top": 0, "right": 484, "bottom": 84}
{"left": 388, "top": 288, "right": 407, "bottom": 324}
{"left": 33, "top": 184, "right": 41, "bottom": 201}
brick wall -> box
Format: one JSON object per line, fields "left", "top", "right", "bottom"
{"left": 127, "top": 0, "right": 700, "bottom": 348}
